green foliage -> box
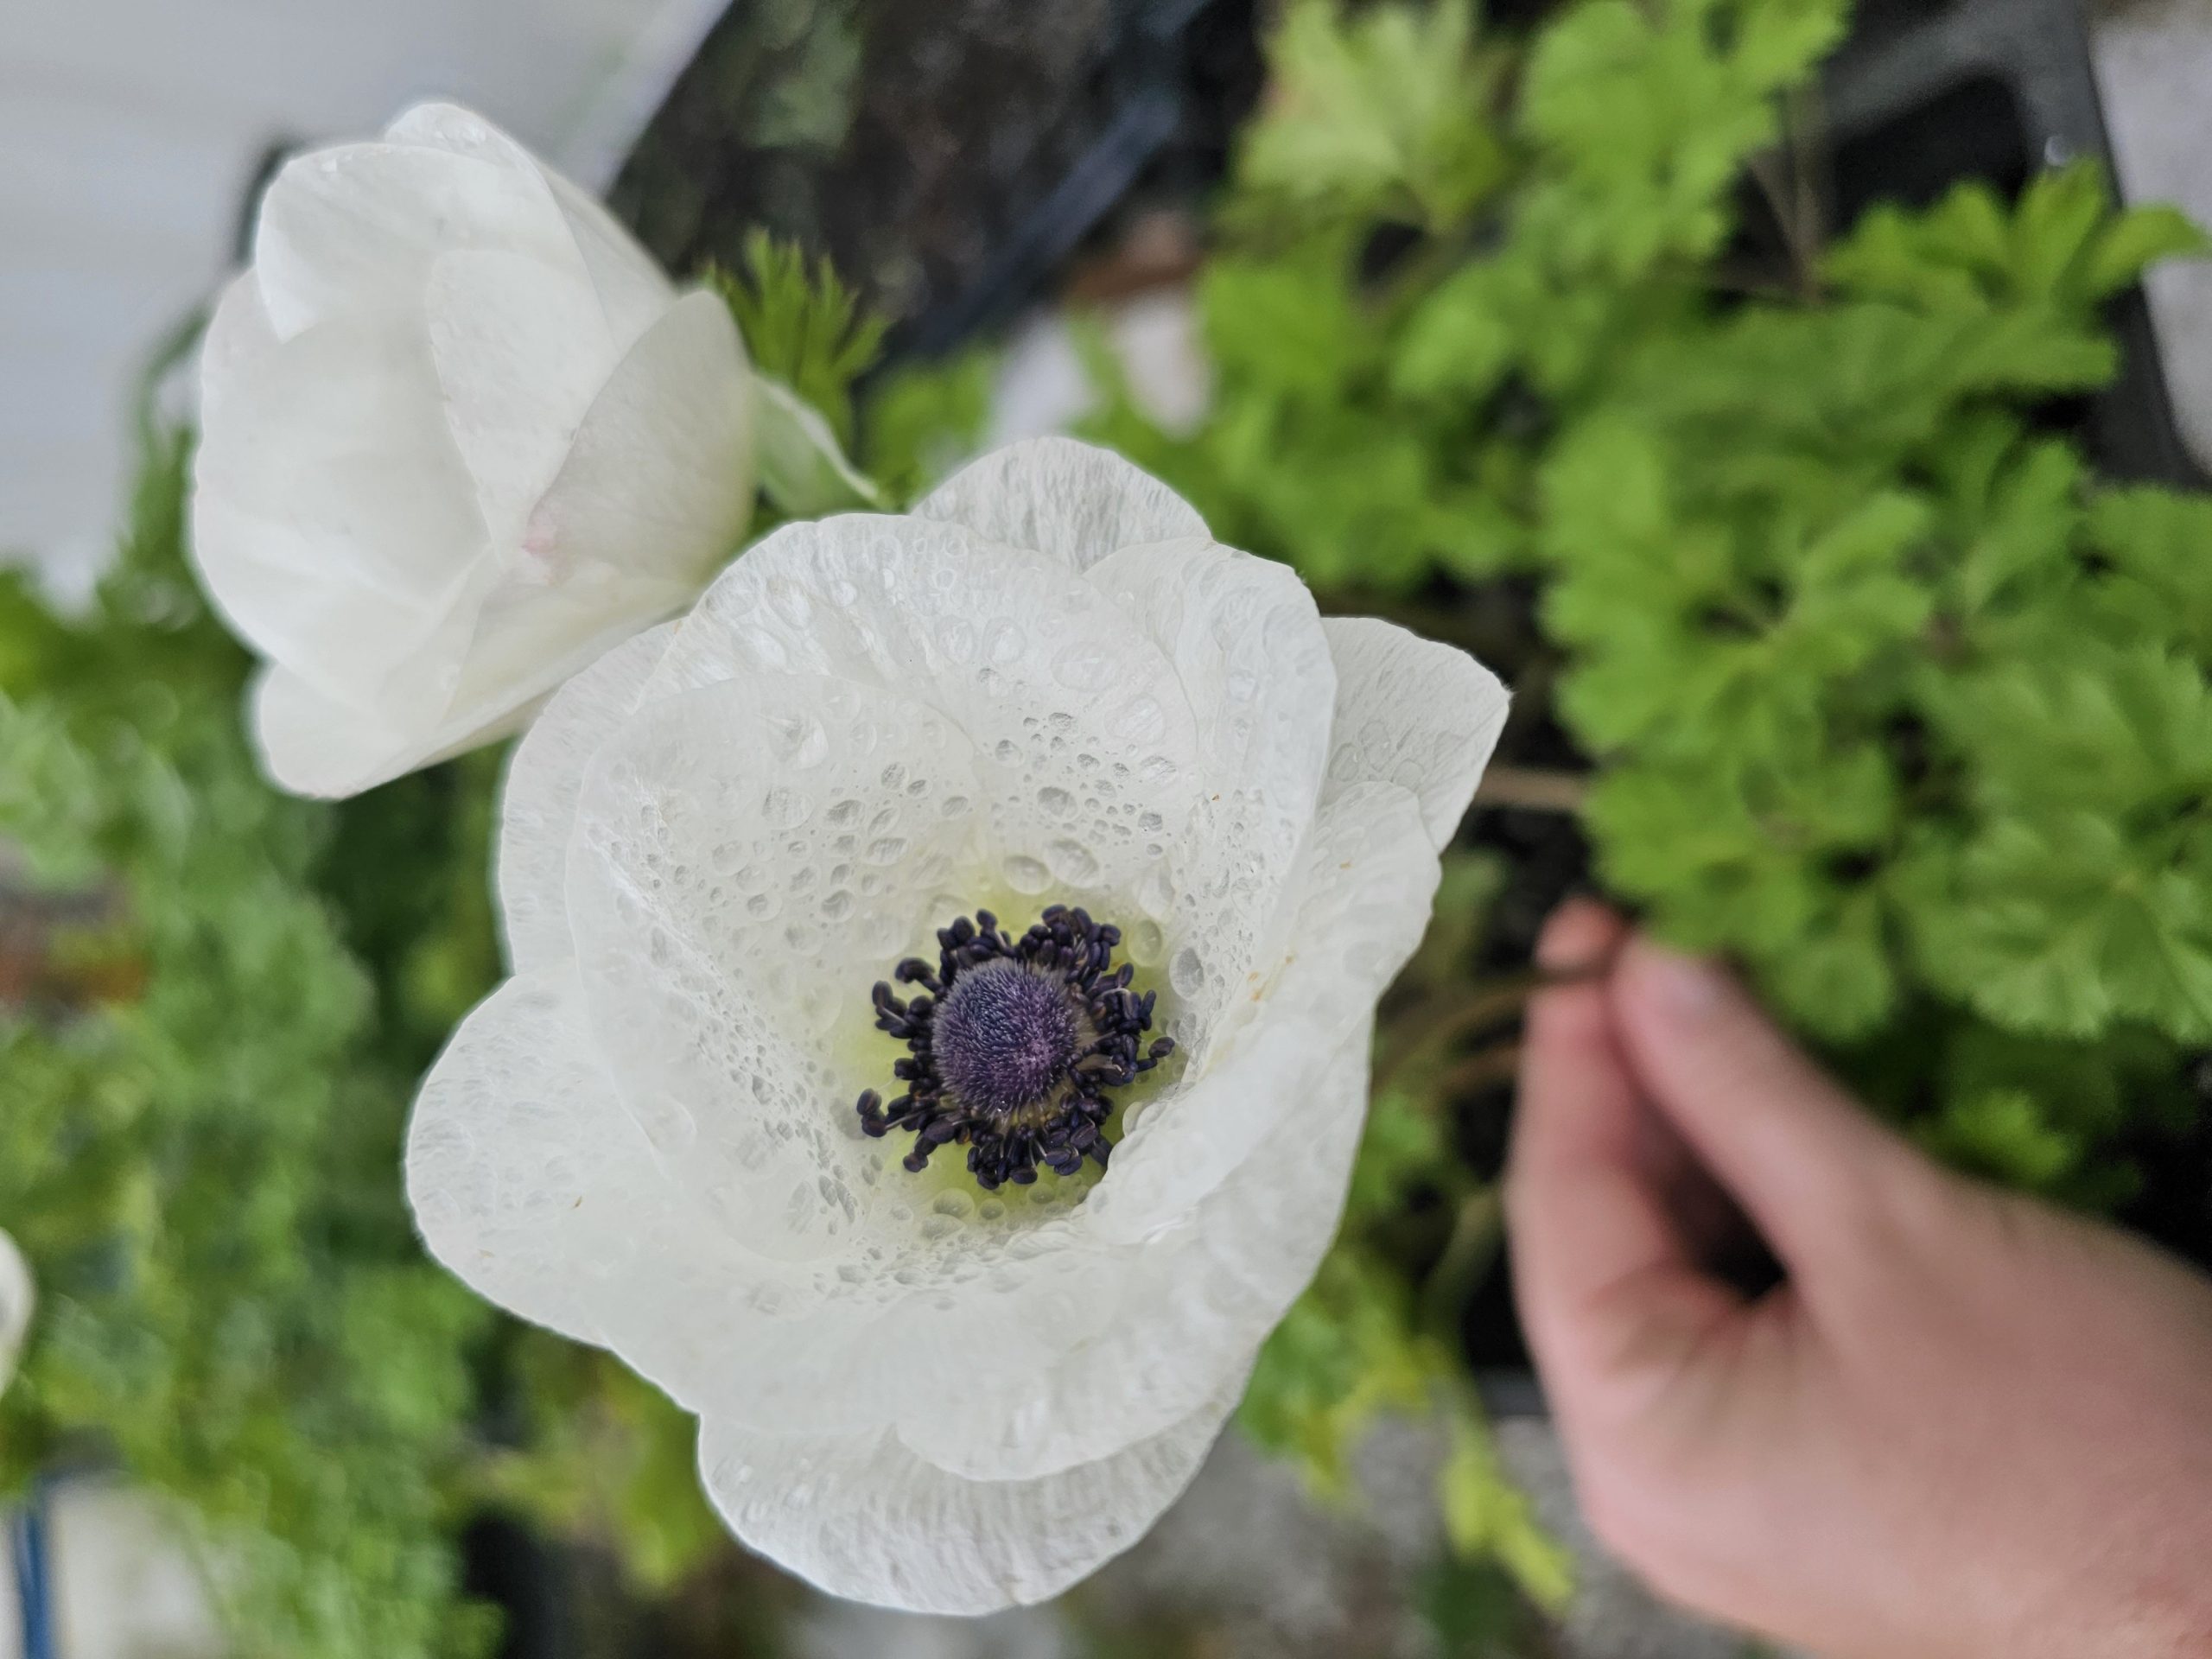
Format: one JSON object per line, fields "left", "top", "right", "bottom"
{"left": 861, "top": 344, "right": 1001, "bottom": 505}
{"left": 0, "top": 419, "right": 499, "bottom": 1657}
{"left": 708, "top": 230, "right": 887, "bottom": 446}
{"left": 1092, "top": 0, "right": 2212, "bottom": 1624}
{"left": 1238, "top": 852, "right": 1571, "bottom": 1611}
{"left": 1093, "top": 0, "right": 2212, "bottom": 1205}
{"left": 1235, "top": 0, "right": 1509, "bottom": 234}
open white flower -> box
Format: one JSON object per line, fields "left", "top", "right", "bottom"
{"left": 407, "top": 438, "right": 1507, "bottom": 1611}
{"left": 191, "top": 102, "right": 860, "bottom": 799}
{"left": 0, "top": 1230, "right": 32, "bottom": 1395}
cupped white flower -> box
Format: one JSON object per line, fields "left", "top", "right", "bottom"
{"left": 191, "top": 102, "right": 859, "bottom": 799}
{"left": 407, "top": 438, "right": 1507, "bottom": 1611}
{"left": 0, "top": 1229, "right": 32, "bottom": 1395}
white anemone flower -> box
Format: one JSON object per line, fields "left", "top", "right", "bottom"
{"left": 191, "top": 102, "right": 863, "bottom": 799}
{"left": 407, "top": 438, "right": 1507, "bottom": 1612}
{"left": 0, "top": 1230, "right": 31, "bottom": 1395}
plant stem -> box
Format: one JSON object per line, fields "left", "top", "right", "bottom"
{"left": 1437, "top": 1040, "right": 1523, "bottom": 1100}
{"left": 1376, "top": 975, "right": 1544, "bottom": 1093}
{"left": 1472, "top": 765, "right": 1590, "bottom": 815}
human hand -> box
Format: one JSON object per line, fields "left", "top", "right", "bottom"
{"left": 1506, "top": 900, "right": 2212, "bottom": 1659}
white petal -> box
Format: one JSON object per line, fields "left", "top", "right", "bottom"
{"left": 565, "top": 674, "right": 985, "bottom": 1261}
{"left": 697, "top": 1369, "right": 1246, "bottom": 1615}
{"left": 544, "top": 170, "right": 683, "bottom": 346}
{"left": 914, "top": 436, "right": 1206, "bottom": 574}
{"left": 406, "top": 958, "right": 807, "bottom": 1420}
{"left": 384, "top": 101, "right": 550, "bottom": 171}
{"left": 1095, "top": 783, "right": 1440, "bottom": 1238}
{"left": 1321, "top": 616, "right": 1508, "bottom": 849}
{"left": 423, "top": 248, "right": 638, "bottom": 551}
{"left": 1082, "top": 537, "right": 1337, "bottom": 1039}
{"left": 0, "top": 1230, "right": 33, "bottom": 1394}
{"left": 519, "top": 288, "right": 755, "bottom": 594}
{"left": 385, "top": 102, "right": 672, "bottom": 359}
{"left": 892, "top": 1026, "right": 1373, "bottom": 1482}
{"left": 497, "top": 622, "right": 677, "bottom": 972}
{"left": 753, "top": 376, "right": 883, "bottom": 515}
{"left": 191, "top": 276, "right": 486, "bottom": 704}
{"left": 252, "top": 137, "right": 575, "bottom": 340}
{"left": 249, "top": 658, "right": 524, "bottom": 799}
{"left": 406, "top": 965, "right": 677, "bottom": 1347}
{"left": 641, "top": 513, "right": 1205, "bottom": 910}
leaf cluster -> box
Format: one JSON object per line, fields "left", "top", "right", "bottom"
{"left": 1091, "top": 0, "right": 2212, "bottom": 1206}
{"left": 0, "top": 423, "right": 499, "bottom": 1657}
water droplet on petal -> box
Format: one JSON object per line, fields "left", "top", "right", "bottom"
{"left": 1170, "top": 946, "right": 1206, "bottom": 997}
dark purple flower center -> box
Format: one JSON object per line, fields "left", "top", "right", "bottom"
{"left": 931, "top": 960, "right": 1082, "bottom": 1117}
{"left": 855, "top": 906, "right": 1175, "bottom": 1190}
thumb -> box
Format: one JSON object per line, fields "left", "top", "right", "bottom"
{"left": 1508, "top": 903, "right": 1739, "bottom": 1404}
{"left": 1609, "top": 935, "right": 1929, "bottom": 1282}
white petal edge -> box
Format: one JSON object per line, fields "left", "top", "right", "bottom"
{"left": 518, "top": 288, "right": 756, "bottom": 590}
{"left": 1081, "top": 535, "right": 1338, "bottom": 1040}
{"left": 191, "top": 276, "right": 486, "bottom": 696}
{"left": 0, "top": 1230, "right": 32, "bottom": 1394}
{"left": 913, "top": 436, "right": 1206, "bottom": 574}
{"left": 423, "top": 246, "right": 636, "bottom": 553}
{"left": 1090, "top": 781, "right": 1441, "bottom": 1241}
{"left": 753, "top": 376, "right": 883, "bottom": 515}
{"left": 407, "top": 965, "right": 674, "bottom": 1349}
{"left": 1319, "top": 616, "right": 1509, "bottom": 850}
{"left": 889, "top": 1025, "right": 1375, "bottom": 1483}
{"left": 384, "top": 103, "right": 674, "bottom": 373}
{"left": 497, "top": 621, "right": 678, "bottom": 972}
{"left": 252, "top": 133, "right": 575, "bottom": 341}
{"left": 697, "top": 1363, "right": 1249, "bottom": 1615}
{"left": 249, "top": 614, "right": 562, "bottom": 801}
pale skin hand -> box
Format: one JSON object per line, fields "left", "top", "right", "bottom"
{"left": 1506, "top": 899, "right": 2212, "bottom": 1659}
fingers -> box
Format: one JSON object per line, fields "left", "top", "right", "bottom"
{"left": 1609, "top": 935, "right": 1925, "bottom": 1281}
{"left": 1508, "top": 902, "right": 1738, "bottom": 1408}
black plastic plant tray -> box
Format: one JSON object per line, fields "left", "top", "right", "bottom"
{"left": 608, "top": 0, "right": 1264, "bottom": 360}
{"left": 1826, "top": 0, "right": 2205, "bottom": 488}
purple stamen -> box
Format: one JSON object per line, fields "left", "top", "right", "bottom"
{"left": 855, "top": 906, "right": 1175, "bottom": 1191}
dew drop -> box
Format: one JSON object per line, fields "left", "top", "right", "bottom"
{"left": 1169, "top": 945, "right": 1206, "bottom": 997}
{"left": 1114, "top": 695, "right": 1168, "bottom": 742}
{"left": 764, "top": 785, "right": 811, "bottom": 829}
{"left": 1046, "top": 839, "right": 1100, "bottom": 883}
{"left": 1128, "top": 918, "right": 1166, "bottom": 966}
{"left": 1004, "top": 854, "right": 1051, "bottom": 894}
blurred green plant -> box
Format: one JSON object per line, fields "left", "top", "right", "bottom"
{"left": 0, "top": 397, "right": 501, "bottom": 1657}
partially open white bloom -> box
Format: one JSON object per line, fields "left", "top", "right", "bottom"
{"left": 191, "top": 103, "right": 857, "bottom": 798}
{"left": 0, "top": 1229, "right": 32, "bottom": 1395}
{"left": 407, "top": 438, "right": 1507, "bottom": 1612}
